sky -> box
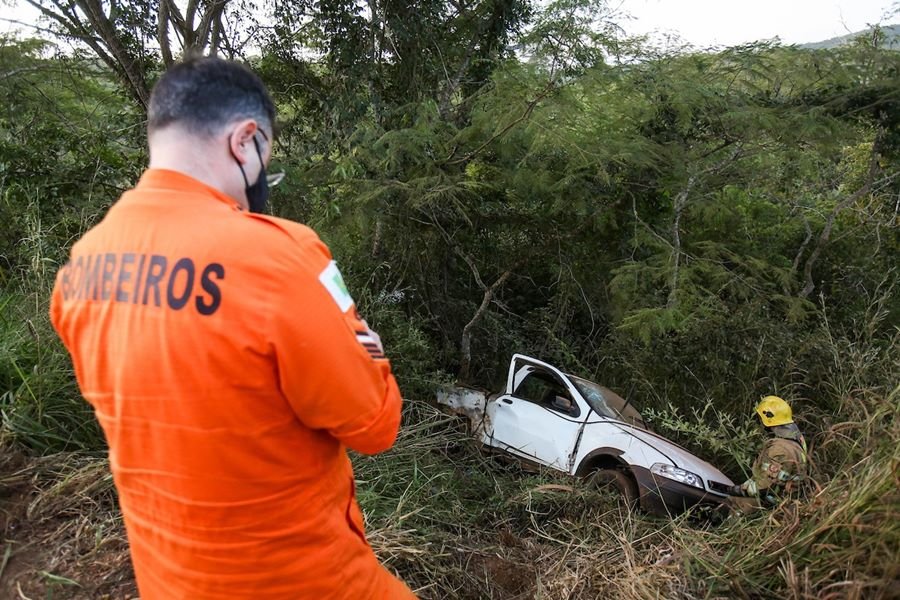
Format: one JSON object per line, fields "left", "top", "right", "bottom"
{"left": 614, "top": 0, "right": 898, "bottom": 48}
{"left": 2, "top": 0, "right": 898, "bottom": 46}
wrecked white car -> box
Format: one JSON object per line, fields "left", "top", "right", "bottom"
{"left": 436, "top": 354, "right": 735, "bottom": 517}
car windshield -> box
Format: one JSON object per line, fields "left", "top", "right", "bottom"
{"left": 569, "top": 376, "right": 647, "bottom": 430}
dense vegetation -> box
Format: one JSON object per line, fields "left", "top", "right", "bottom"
{"left": 1, "top": 1, "right": 898, "bottom": 597}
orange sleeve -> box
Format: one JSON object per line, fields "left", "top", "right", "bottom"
{"left": 267, "top": 237, "right": 402, "bottom": 455}
{"left": 49, "top": 261, "right": 68, "bottom": 348}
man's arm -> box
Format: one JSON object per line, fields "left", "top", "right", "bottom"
{"left": 731, "top": 440, "right": 783, "bottom": 497}
{"left": 267, "top": 238, "right": 402, "bottom": 455}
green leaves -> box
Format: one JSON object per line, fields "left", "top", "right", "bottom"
{"left": 3, "top": 3, "right": 898, "bottom": 451}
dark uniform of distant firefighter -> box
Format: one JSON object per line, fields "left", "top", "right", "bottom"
{"left": 728, "top": 396, "right": 808, "bottom": 512}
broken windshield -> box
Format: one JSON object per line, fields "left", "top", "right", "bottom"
{"left": 569, "top": 376, "right": 647, "bottom": 430}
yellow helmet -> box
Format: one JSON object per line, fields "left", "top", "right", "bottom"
{"left": 755, "top": 396, "right": 793, "bottom": 427}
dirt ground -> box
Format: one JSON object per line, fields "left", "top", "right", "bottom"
{"left": 0, "top": 445, "right": 137, "bottom": 599}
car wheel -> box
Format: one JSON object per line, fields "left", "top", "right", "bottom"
{"left": 589, "top": 468, "right": 639, "bottom": 508}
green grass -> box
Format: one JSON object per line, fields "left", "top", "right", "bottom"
{"left": 0, "top": 289, "right": 103, "bottom": 453}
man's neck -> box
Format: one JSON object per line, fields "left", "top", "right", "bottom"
{"left": 149, "top": 142, "right": 221, "bottom": 190}
{"left": 147, "top": 128, "right": 247, "bottom": 208}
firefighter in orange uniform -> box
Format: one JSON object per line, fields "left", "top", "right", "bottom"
{"left": 50, "top": 57, "right": 416, "bottom": 599}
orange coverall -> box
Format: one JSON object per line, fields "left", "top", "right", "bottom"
{"left": 50, "top": 169, "right": 415, "bottom": 599}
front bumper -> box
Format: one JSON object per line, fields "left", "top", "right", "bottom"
{"left": 632, "top": 465, "right": 729, "bottom": 517}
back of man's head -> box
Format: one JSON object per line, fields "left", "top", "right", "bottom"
{"left": 148, "top": 57, "right": 275, "bottom": 138}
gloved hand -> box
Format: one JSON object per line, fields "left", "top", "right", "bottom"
{"left": 728, "top": 484, "right": 745, "bottom": 497}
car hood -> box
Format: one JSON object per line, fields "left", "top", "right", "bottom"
{"left": 617, "top": 423, "right": 734, "bottom": 487}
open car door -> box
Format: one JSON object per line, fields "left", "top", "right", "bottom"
{"left": 484, "top": 355, "right": 588, "bottom": 471}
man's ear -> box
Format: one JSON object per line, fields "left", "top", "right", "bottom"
{"left": 227, "top": 119, "right": 258, "bottom": 165}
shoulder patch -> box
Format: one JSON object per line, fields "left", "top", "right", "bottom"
{"left": 318, "top": 260, "right": 354, "bottom": 313}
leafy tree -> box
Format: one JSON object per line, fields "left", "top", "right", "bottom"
{"left": 22, "top": 0, "right": 262, "bottom": 106}
{"left": 2, "top": 0, "right": 898, "bottom": 445}
{"left": 0, "top": 36, "right": 143, "bottom": 277}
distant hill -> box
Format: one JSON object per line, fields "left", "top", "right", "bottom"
{"left": 800, "top": 24, "right": 900, "bottom": 49}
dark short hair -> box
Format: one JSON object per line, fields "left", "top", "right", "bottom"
{"left": 148, "top": 56, "right": 275, "bottom": 137}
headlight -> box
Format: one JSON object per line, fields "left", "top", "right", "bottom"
{"left": 650, "top": 463, "right": 703, "bottom": 489}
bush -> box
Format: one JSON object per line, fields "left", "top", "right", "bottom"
{"left": 0, "top": 288, "right": 103, "bottom": 452}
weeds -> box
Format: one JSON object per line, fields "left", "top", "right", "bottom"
{"left": 643, "top": 399, "right": 762, "bottom": 478}
{"left": 0, "top": 440, "right": 132, "bottom": 599}
{"left": 355, "top": 383, "right": 900, "bottom": 600}
{"left": 0, "top": 290, "right": 102, "bottom": 452}
{"left": 0, "top": 166, "right": 896, "bottom": 600}
{"left": 1, "top": 388, "right": 897, "bottom": 599}
{"left": 1, "top": 279, "right": 896, "bottom": 597}
{"left": 1, "top": 280, "right": 897, "bottom": 598}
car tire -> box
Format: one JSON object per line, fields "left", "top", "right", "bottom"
{"left": 589, "top": 468, "right": 639, "bottom": 509}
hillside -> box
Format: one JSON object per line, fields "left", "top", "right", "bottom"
{"left": 801, "top": 23, "right": 900, "bottom": 49}
{"left": 2, "top": 2, "right": 899, "bottom": 598}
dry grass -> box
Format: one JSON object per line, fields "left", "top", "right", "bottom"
{"left": 1, "top": 392, "right": 897, "bottom": 599}
{"left": 363, "top": 391, "right": 900, "bottom": 599}
{"left": 0, "top": 441, "right": 135, "bottom": 599}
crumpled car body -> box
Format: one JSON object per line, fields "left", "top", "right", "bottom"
{"left": 436, "top": 354, "right": 734, "bottom": 517}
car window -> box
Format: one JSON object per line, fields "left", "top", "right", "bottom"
{"left": 569, "top": 376, "right": 647, "bottom": 429}
{"left": 513, "top": 367, "right": 580, "bottom": 418}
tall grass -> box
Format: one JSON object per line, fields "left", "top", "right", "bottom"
{"left": 0, "top": 191, "right": 104, "bottom": 453}
{"left": 352, "top": 306, "right": 900, "bottom": 599}
{"left": 1, "top": 170, "right": 897, "bottom": 600}
{"left": 0, "top": 289, "right": 103, "bottom": 452}
{"left": 1, "top": 340, "right": 896, "bottom": 598}
{"left": 360, "top": 385, "right": 899, "bottom": 599}
{"left": 670, "top": 388, "right": 899, "bottom": 599}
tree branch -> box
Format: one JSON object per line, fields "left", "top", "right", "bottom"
{"left": 427, "top": 213, "right": 525, "bottom": 380}
{"left": 459, "top": 268, "right": 516, "bottom": 381}
{"left": 787, "top": 214, "right": 813, "bottom": 295}
{"left": 667, "top": 173, "right": 697, "bottom": 309}
{"left": 28, "top": 0, "right": 151, "bottom": 107}
{"left": 74, "top": 0, "right": 149, "bottom": 105}
{"left": 158, "top": 0, "right": 174, "bottom": 66}
{"left": 184, "top": 0, "right": 201, "bottom": 47}
{"left": 667, "top": 146, "right": 742, "bottom": 308}
{"left": 23, "top": 0, "right": 120, "bottom": 85}
{"left": 193, "top": 0, "right": 228, "bottom": 54}
{"left": 438, "top": 4, "right": 482, "bottom": 118}
{"left": 799, "top": 131, "right": 884, "bottom": 299}
{"left": 446, "top": 78, "right": 557, "bottom": 166}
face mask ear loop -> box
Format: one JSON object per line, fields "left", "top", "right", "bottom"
{"left": 244, "top": 134, "right": 270, "bottom": 214}
{"left": 237, "top": 163, "right": 250, "bottom": 188}
{"left": 232, "top": 139, "right": 251, "bottom": 188}
{"left": 253, "top": 136, "right": 263, "bottom": 171}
